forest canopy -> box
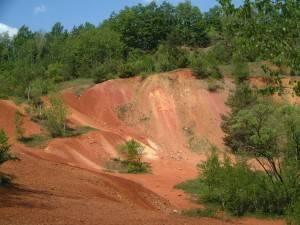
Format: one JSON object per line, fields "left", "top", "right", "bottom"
{"left": 0, "top": 0, "right": 300, "bottom": 99}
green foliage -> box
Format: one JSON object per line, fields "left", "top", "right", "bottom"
{"left": 153, "top": 44, "right": 188, "bottom": 72}
{"left": 115, "top": 139, "right": 149, "bottom": 173}
{"left": 287, "top": 200, "right": 300, "bottom": 225}
{"left": 44, "top": 95, "right": 68, "bottom": 137}
{"left": 178, "top": 149, "right": 289, "bottom": 217}
{"left": 190, "top": 53, "right": 209, "bottom": 79}
{"left": 218, "top": 83, "right": 300, "bottom": 222}
{"left": 117, "top": 139, "right": 144, "bottom": 163}
{"left": 219, "top": 0, "right": 300, "bottom": 72}
{"left": 293, "top": 81, "right": 300, "bottom": 97}
{"left": 232, "top": 57, "right": 249, "bottom": 83}
{"left": 0, "top": 130, "right": 18, "bottom": 185}
{"left": 105, "top": 1, "right": 209, "bottom": 50}
{"left": 0, "top": 130, "right": 16, "bottom": 166}
{"left": 190, "top": 51, "right": 222, "bottom": 79}
{"left": 105, "top": 158, "right": 150, "bottom": 174}
{"left": 93, "top": 61, "right": 119, "bottom": 83}
{"left": 15, "top": 111, "right": 25, "bottom": 141}
{"left": 0, "top": 0, "right": 215, "bottom": 99}
{"left": 46, "top": 63, "right": 66, "bottom": 82}
{"left": 224, "top": 84, "right": 257, "bottom": 113}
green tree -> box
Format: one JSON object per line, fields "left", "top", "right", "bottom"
{"left": 174, "top": 1, "right": 209, "bottom": 47}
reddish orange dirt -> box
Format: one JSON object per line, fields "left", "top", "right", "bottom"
{"left": 0, "top": 70, "right": 289, "bottom": 225}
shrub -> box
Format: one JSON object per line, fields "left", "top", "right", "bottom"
{"left": 287, "top": 200, "right": 300, "bottom": 225}
{"left": 46, "top": 63, "right": 67, "bottom": 83}
{"left": 153, "top": 44, "right": 188, "bottom": 72}
{"left": 0, "top": 130, "right": 18, "bottom": 185}
{"left": 178, "top": 149, "right": 288, "bottom": 217}
{"left": 293, "top": 81, "right": 300, "bottom": 97}
{"left": 120, "top": 50, "right": 155, "bottom": 77}
{"left": 207, "top": 79, "right": 220, "bottom": 92}
{"left": 232, "top": 61, "right": 249, "bottom": 83}
{"left": 209, "top": 66, "right": 223, "bottom": 79}
{"left": 117, "top": 139, "right": 144, "bottom": 163}
{"left": 190, "top": 52, "right": 223, "bottom": 79}
{"left": 209, "top": 41, "right": 232, "bottom": 64}
{"left": 118, "top": 63, "right": 136, "bottom": 78}
{"left": 192, "top": 60, "right": 209, "bottom": 79}
{"left": 15, "top": 111, "right": 25, "bottom": 141}
{"left": 93, "top": 61, "right": 119, "bottom": 83}
{"left": 115, "top": 139, "right": 149, "bottom": 173}
{"left": 44, "top": 95, "right": 68, "bottom": 137}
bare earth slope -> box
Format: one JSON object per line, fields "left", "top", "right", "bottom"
{"left": 0, "top": 69, "right": 289, "bottom": 225}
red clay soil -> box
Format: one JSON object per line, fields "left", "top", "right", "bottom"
{"left": 0, "top": 146, "right": 284, "bottom": 225}
{"left": 0, "top": 70, "right": 289, "bottom": 225}
{"left": 58, "top": 69, "right": 232, "bottom": 209}
{"left": 0, "top": 100, "right": 42, "bottom": 139}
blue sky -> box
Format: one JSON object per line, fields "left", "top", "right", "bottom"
{"left": 0, "top": 0, "right": 243, "bottom": 35}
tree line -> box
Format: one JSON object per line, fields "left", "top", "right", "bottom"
{"left": 0, "top": 1, "right": 216, "bottom": 99}
{"left": 1, "top": 0, "right": 299, "bottom": 100}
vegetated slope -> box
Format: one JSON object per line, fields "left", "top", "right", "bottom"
{"left": 0, "top": 69, "right": 291, "bottom": 225}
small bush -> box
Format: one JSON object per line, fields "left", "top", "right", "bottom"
{"left": 93, "top": 61, "right": 119, "bottom": 83}
{"left": 153, "top": 44, "right": 188, "bottom": 72}
{"left": 232, "top": 61, "right": 249, "bottom": 83}
{"left": 44, "top": 95, "right": 68, "bottom": 137}
{"left": 0, "top": 130, "right": 18, "bottom": 185}
{"left": 117, "top": 139, "right": 144, "bottom": 163}
{"left": 293, "top": 81, "right": 300, "bottom": 97}
{"left": 192, "top": 60, "right": 209, "bottom": 79}
{"left": 105, "top": 158, "right": 150, "bottom": 174}
{"left": 190, "top": 52, "right": 223, "bottom": 79}
{"left": 207, "top": 80, "right": 220, "bottom": 92}
{"left": 114, "top": 139, "right": 150, "bottom": 173}
{"left": 15, "top": 111, "right": 25, "bottom": 141}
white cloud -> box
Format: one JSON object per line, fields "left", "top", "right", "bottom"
{"left": 0, "top": 23, "right": 18, "bottom": 37}
{"left": 34, "top": 5, "right": 47, "bottom": 14}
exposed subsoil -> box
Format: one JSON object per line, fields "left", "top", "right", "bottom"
{"left": 0, "top": 69, "right": 290, "bottom": 225}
